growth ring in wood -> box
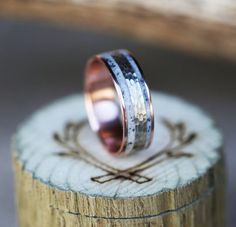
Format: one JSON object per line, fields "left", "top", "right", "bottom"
{"left": 13, "top": 92, "right": 225, "bottom": 227}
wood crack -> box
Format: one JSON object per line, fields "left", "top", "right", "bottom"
{"left": 49, "top": 186, "right": 214, "bottom": 220}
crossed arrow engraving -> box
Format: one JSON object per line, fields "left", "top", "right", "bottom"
{"left": 54, "top": 119, "right": 196, "bottom": 184}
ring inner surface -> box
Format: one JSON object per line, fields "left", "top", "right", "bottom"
{"left": 85, "top": 58, "right": 124, "bottom": 154}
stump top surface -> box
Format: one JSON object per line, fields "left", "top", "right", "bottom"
{"left": 14, "top": 92, "right": 222, "bottom": 198}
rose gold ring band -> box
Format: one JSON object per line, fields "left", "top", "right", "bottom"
{"left": 84, "top": 49, "right": 154, "bottom": 156}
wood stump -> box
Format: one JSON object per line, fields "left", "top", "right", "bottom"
{"left": 13, "top": 92, "right": 226, "bottom": 227}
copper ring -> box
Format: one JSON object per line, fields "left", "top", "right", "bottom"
{"left": 84, "top": 49, "right": 154, "bottom": 156}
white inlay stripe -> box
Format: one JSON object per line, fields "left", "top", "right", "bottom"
{"left": 100, "top": 54, "right": 136, "bottom": 154}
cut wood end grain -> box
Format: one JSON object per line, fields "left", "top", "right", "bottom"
{"left": 13, "top": 92, "right": 226, "bottom": 226}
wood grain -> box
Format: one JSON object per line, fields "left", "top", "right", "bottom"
{"left": 12, "top": 92, "right": 226, "bottom": 226}
{"left": 1, "top": 0, "right": 236, "bottom": 61}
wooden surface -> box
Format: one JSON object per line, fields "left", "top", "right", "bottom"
{"left": 1, "top": 0, "right": 236, "bottom": 61}
{"left": 13, "top": 92, "right": 226, "bottom": 226}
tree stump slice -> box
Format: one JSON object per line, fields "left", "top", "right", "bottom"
{"left": 13, "top": 92, "right": 226, "bottom": 227}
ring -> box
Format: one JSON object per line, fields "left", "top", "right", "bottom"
{"left": 85, "top": 49, "right": 154, "bottom": 156}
